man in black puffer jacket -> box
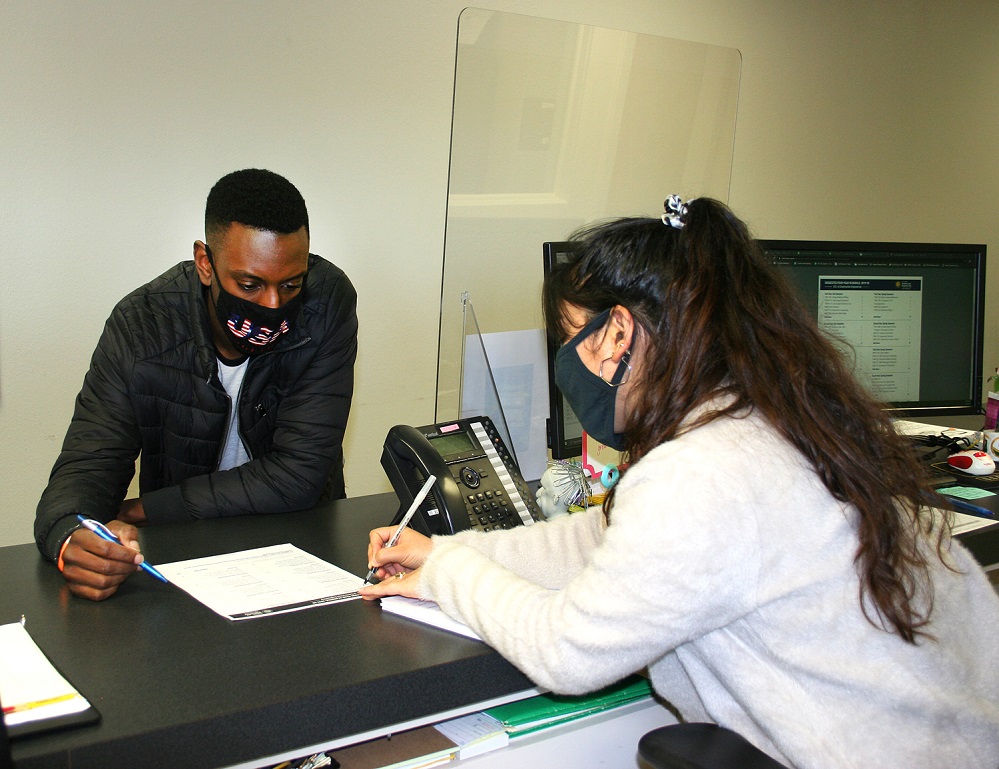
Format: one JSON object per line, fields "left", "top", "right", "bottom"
{"left": 35, "top": 169, "right": 358, "bottom": 600}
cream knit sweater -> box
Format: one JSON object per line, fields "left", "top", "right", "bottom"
{"left": 418, "top": 408, "right": 999, "bottom": 769}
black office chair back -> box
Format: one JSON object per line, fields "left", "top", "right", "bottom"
{"left": 639, "top": 723, "right": 790, "bottom": 769}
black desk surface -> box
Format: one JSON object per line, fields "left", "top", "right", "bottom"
{"left": 4, "top": 494, "right": 533, "bottom": 769}
{"left": 957, "top": 516, "right": 999, "bottom": 566}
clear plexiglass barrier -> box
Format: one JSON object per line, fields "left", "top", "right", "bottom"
{"left": 436, "top": 8, "right": 742, "bottom": 470}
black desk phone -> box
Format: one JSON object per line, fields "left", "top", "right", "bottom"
{"left": 381, "top": 416, "right": 544, "bottom": 536}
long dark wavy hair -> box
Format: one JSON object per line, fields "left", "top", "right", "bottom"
{"left": 543, "top": 198, "right": 949, "bottom": 643}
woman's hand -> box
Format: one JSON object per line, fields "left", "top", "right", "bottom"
{"left": 358, "top": 526, "right": 433, "bottom": 601}
{"left": 359, "top": 567, "right": 423, "bottom": 600}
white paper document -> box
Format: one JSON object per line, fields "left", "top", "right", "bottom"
{"left": 434, "top": 711, "right": 509, "bottom": 759}
{"left": 952, "top": 511, "right": 995, "bottom": 536}
{"left": 158, "top": 544, "right": 364, "bottom": 621}
{"left": 0, "top": 622, "right": 92, "bottom": 728}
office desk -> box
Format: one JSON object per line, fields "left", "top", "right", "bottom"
{"left": 956, "top": 516, "right": 999, "bottom": 567}
{"left": 4, "top": 494, "right": 536, "bottom": 769}
{"left": 6, "top": 495, "right": 996, "bottom": 769}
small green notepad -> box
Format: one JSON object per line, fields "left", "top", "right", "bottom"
{"left": 483, "top": 674, "right": 653, "bottom": 736}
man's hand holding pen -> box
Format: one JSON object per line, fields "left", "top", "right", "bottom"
{"left": 59, "top": 519, "right": 145, "bottom": 601}
{"left": 358, "top": 526, "right": 434, "bottom": 601}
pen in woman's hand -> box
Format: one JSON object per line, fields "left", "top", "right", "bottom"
{"left": 363, "top": 474, "right": 436, "bottom": 584}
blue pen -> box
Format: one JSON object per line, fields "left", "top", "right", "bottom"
{"left": 75, "top": 515, "right": 170, "bottom": 583}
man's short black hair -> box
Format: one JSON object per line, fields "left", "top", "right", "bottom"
{"left": 205, "top": 168, "right": 309, "bottom": 241}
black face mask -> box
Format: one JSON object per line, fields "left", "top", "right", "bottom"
{"left": 206, "top": 246, "right": 307, "bottom": 356}
{"left": 553, "top": 309, "right": 630, "bottom": 451}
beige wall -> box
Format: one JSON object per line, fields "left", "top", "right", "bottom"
{"left": 2, "top": 0, "right": 997, "bottom": 547}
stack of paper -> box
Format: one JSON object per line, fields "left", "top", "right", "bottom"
{"left": 433, "top": 711, "right": 509, "bottom": 759}
{"left": 328, "top": 712, "right": 507, "bottom": 768}
{"left": 328, "top": 725, "right": 457, "bottom": 769}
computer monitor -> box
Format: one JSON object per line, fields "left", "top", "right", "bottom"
{"left": 544, "top": 238, "right": 986, "bottom": 439}
{"left": 543, "top": 241, "right": 583, "bottom": 459}
{"left": 760, "top": 240, "right": 987, "bottom": 418}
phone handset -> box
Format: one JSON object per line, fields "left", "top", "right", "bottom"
{"left": 380, "top": 425, "right": 470, "bottom": 536}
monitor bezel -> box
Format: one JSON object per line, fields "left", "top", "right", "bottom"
{"left": 543, "top": 241, "right": 583, "bottom": 459}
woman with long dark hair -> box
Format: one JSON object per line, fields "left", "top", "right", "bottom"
{"left": 361, "top": 197, "right": 999, "bottom": 767}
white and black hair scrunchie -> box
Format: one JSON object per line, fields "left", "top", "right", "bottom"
{"left": 662, "top": 195, "right": 691, "bottom": 229}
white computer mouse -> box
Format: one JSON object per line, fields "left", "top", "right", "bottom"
{"left": 947, "top": 450, "right": 996, "bottom": 476}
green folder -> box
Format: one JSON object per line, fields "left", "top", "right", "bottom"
{"left": 483, "top": 674, "right": 653, "bottom": 736}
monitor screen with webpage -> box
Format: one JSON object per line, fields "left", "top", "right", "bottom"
{"left": 761, "top": 240, "right": 987, "bottom": 418}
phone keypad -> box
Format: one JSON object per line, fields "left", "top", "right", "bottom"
{"left": 466, "top": 489, "right": 513, "bottom": 530}
{"left": 458, "top": 474, "right": 520, "bottom": 531}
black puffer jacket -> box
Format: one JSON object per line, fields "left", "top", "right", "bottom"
{"left": 35, "top": 255, "right": 357, "bottom": 561}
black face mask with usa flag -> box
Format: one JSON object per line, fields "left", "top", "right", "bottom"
{"left": 209, "top": 270, "right": 306, "bottom": 357}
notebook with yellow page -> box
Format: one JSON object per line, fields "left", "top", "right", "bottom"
{"left": 0, "top": 621, "right": 100, "bottom": 738}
